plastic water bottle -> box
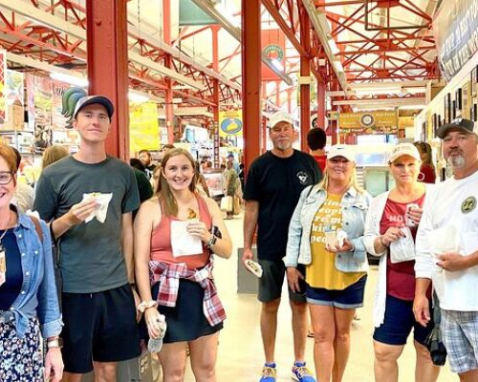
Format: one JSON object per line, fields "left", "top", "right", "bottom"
{"left": 148, "top": 315, "right": 167, "bottom": 353}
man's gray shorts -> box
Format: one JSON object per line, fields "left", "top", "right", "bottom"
{"left": 257, "top": 259, "right": 306, "bottom": 303}
{"left": 442, "top": 309, "right": 478, "bottom": 374}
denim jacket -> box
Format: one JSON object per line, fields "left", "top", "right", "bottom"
{"left": 284, "top": 185, "right": 372, "bottom": 272}
{"left": 1, "top": 209, "right": 62, "bottom": 339}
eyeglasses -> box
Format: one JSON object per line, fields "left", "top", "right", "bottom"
{"left": 0, "top": 171, "right": 14, "bottom": 185}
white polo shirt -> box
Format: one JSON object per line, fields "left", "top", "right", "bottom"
{"left": 415, "top": 169, "right": 478, "bottom": 311}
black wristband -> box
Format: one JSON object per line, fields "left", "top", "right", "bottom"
{"left": 49, "top": 220, "right": 57, "bottom": 245}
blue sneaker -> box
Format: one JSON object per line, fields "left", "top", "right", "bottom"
{"left": 260, "top": 362, "right": 276, "bottom": 382}
{"left": 292, "top": 362, "right": 315, "bottom": 382}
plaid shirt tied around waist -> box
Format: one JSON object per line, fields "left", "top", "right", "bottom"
{"left": 149, "top": 260, "right": 226, "bottom": 327}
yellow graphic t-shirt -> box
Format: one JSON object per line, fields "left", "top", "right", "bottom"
{"left": 306, "top": 193, "right": 365, "bottom": 290}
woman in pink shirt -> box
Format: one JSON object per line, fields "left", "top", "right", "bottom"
{"left": 134, "top": 148, "right": 232, "bottom": 382}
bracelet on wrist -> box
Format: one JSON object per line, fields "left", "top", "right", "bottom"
{"left": 137, "top": 300, "right": 157, "bottom": 313}
{"left": 47, "top": 338, "right": 63, "bottom": 349}
{"left": 207, "top": 234, "right": 217, "bottom": 249}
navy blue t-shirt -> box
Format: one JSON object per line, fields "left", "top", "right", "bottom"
{"left": 0, "top": 230, "right": 23, "bottom": 310}
{"left": 243, "top": 150, "right": 322, "bottom": 261}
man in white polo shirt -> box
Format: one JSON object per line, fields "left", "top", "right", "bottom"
{"left": 414, "top": 118, "right": 478, "bottom": 381}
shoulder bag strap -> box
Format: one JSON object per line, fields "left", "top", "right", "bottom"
{"left": 29, "top": 216, "right": 44, "bottom": 243}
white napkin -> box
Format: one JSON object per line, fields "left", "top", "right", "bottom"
{"left": 325, "top": 229, "right": 348, "bottom": 251}
{"left": 170, "top": 220, "right": 203, "bottom": 257}
{"left": 427, "top": 224, "right": 463, "bottom": 260}
{"left": 81, "top": 192, "right": 113, "bottom": 223}
{"left": 390, "top": 227, "right": 416, "bottom": 264}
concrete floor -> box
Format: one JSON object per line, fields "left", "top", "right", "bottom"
{"left": 183, "top": 214, "right": 457, "bottom": 382}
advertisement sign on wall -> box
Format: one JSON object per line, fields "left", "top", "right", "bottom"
{"left": 26, "top": 74, "right": 53, "bottom": 150}
{"left": 52, "top": 81, "right": 70, "bottom": 130}
{"left": 433, "top": 0, "right": 478, "bottom": 81}
{"left": 129, "top": 102, "right": 160, "bottom": 153}
{"left": 3, "top": 70, "right": 24, "bottom": 131}
{"left": 339, "top": 111, "right": 398, "bottom": 134}
{"left": 219, "top": 109, "right": 243, "bottom": 137}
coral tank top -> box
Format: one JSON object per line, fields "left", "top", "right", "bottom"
{"left": 150, "top": 195, "right": 212, "bottom": 269}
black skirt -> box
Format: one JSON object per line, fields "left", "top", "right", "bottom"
{"left": 142, "top": 279, "right": 223, "bottom": 343}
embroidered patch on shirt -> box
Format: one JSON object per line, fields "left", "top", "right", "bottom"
{"left": 461, "top": 196, "right": 476, "bottom": 214}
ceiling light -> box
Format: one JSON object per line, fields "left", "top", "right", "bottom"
{"left": 353, "top": 86, "right": 402, "bottom": 96}
{"left": 334, "top": 60, "right": 344, "bottom": 73}
{"left": 270, "top": 59, "right": 285, "bottom": 72}
{"left": 403, "top": 87, "right": 426, "bottom": 94}
{"left": 398, "top": 104, "right": 426, "bottom": 110}
{"left": 50, "top": 72, "right": 88, "bottom": 87}
{"left": 328, "top": 38, "right": 340, "bottom": 55}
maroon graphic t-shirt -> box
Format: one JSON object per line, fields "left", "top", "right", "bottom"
{"left": 379, "top": 194, "right": 425, "bottom": 301}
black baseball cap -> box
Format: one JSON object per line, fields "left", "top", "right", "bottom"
{"left": 436, "top": 118, "right": 477, "bottom": 139}
{"left": 73, "top": 95, "right": 114, "bottom": 121}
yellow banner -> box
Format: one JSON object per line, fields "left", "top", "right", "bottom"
{"left": 339, "top": 111, "right": 398, "bottom": 134}
{"left": 129, "top": 102, "right": 160, "bottom": 152}
{"left": 219, "top": 109, "right": 243, "bottom": 137}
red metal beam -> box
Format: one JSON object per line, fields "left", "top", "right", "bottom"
{"left": 86, "top": 0, "right": 129, "bottom": 160}
{"left": 242, "top": 0, "right": 261, "bottom": 173}
{"left": 315, "top": 1, "right": 365, "bottom": 6}
{"left": 299, "top": 2, "right": 311, "bottom": 152}
{"left": 338, "top": 46, "right": 434, "bottom": 56}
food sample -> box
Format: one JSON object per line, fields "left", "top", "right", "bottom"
{"left": 188, "top": 208, "right": 198, "bottom": 220}
{"left": 81, "top": 192, "right": 113, "bottom": 223}
{"left": 245, "top": 259, "right": 263, "bottom": 278}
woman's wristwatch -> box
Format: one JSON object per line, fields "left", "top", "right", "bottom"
{"left": 207, "top": 234, "right": 217, "bottom": 249}
{"left": 47, "top": 337, "right": 63, "bottom": 349}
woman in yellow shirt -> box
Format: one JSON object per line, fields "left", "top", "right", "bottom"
{"left": 285, "top": 145, "right": 372, "bottom": 382}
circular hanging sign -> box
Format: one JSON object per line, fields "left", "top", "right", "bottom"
{"left": 221, "top": 118, "right": 243, "bottom": 135}
{"left": 360, "top": 113, "right": 375, "bottom": 128}
{"left": 263, "top": 44, "right": 284, "bottom": 61}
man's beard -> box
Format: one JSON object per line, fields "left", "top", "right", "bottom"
{"left": 447, "top": 154, "right": 465, "bottom": 168}
{"left": 275, "top": 141, "right": 292, "bottom": 151}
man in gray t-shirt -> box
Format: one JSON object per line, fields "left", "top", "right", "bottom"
{"left": 34, "top": 94, "right": 140, "bottom": 382}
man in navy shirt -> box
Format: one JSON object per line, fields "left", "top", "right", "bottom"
{"left": 243, "top": 112, "right": 321, "bottom": 382}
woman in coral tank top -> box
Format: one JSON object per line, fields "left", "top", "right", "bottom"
{"left": 134, "top": 148, "right": 232, "bottom": 382}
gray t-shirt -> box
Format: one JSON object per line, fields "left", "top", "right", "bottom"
{"left": 34, "top": 156, "right": 140, "bottom": 293}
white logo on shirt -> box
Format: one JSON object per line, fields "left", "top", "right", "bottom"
{"left": 297, "top": 171, "right": 309, "bottom": 185}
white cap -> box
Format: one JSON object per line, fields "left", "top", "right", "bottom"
{"left": 388, "top": 143, "right": 421, "bottom": 163}
{"left": 327, "top": 145, "right": 355, "bottom": 162}
{"left": 269, "top": 111, "right": 294, "bottom": 128}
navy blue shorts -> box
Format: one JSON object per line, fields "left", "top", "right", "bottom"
{"left": 61, "top": 284, "right": 141, "bottom": 373}
{"left": 306, "top": 275, "right": 367, "bottom": 309}
{"left": 373, "top": 294, "right": 434, "bottom": 346}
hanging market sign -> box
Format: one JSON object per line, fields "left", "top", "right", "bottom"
{"left": 262, "top": 29, "right": 286, "bottom": 82}
{"left": 433, "top": 0, "right": 478, "bottom": 81}
{"left": 219, "top": 109, "right": 243, "bottom": 137}
{"left": 339, "top": 111, "right": 398, "bottom": 134}
{"left": 129, "top": 102, "right": 160, "bottom": 152}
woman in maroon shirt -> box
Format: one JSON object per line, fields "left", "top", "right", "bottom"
{"left": 364, "top": 143, "right": 440, "bottom": 382}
